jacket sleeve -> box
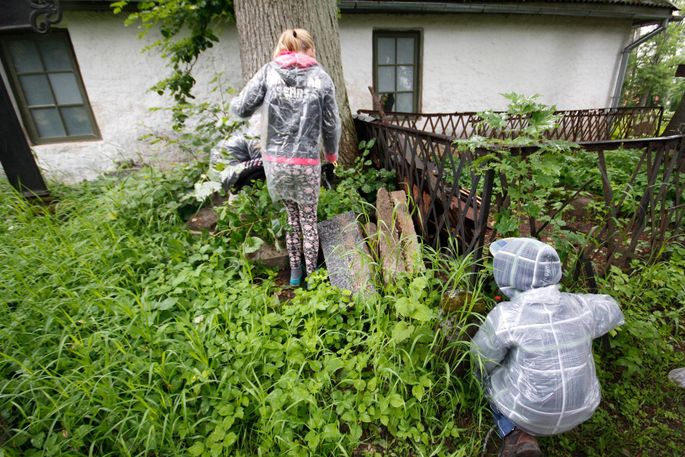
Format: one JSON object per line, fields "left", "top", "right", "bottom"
{"left": 471, "top": 305, "right": 509, "bottom": 377}
{"left": 231, "top": 65, "right": 268, "bottom": 119}
{"left": 579, "top": 293, "right": 625, "bottom": 339}
{"left": 321, "top": 76, "right": 341, "bottom": 161}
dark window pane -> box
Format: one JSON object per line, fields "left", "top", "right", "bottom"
{"left": 378, "top": 66, "right": 395, "bottom": 92}
{"left": 397, "top": 38, "right": 415, "bottom": 65}
{"left": 397, "top": 66, "right": 414, "bottom": 91}
{"left": 19, "top": 74, "right": 54, "bottom": 106}
{"left": 8, "top": 40, "right": 43, "bottom": 73}
{"left": 49, "top": 73, "right": 83, "bottom": 105}
{"left": 379, "top": 93, "right": 395, "bottom": 112}
{"left": 396, "top": 93, "right": 414, "bottom": 112}
{"left": 31, "top": 108, "right": 66, "bottom": 138}
{"left": 41, "top": 40, "right": 73, "bottom": 71}
{"left": 61, "top": 106, "right": 94, "bottom": 136}
{"left": 377, "top": 38, "right": 395, "bottom": 65}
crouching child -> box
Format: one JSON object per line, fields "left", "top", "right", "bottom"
{"left": 471, "top": 238, "right": 624, "bottom": 457}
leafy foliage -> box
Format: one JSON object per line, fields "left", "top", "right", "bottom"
{"left": 215, "top": 179, "right": 287, "bottom": 251}
{"left": 142, "top": 74, "right": 245, "bottom": 158}
{"left": 0, "top": 157, "right": 480, "bottom": 457}
{"left": 112, "top": 0, "right": 235, "bottom": 126}
{"left": 622, "top": 5, "right": 685, "bottom": 111}
{"left": 318, "top": 139, "right": 396, "bottom": 221}
{"left": 455, "top": 94, "right": 579, "bottom": 243}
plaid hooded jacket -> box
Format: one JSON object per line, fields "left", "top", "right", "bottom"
{"left": 472, "top": 238, "right": 624, "bottom": 436}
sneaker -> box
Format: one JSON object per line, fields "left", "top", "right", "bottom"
{"left": 498, "top": 429, "right": 542, "bottom": 457}
{"left": 289, "top": 266, "right": 303, "bottom": 287}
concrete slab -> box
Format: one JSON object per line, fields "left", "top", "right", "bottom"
{"left": 248, "top": 242, "right": 289, "bottom": 269}
{"left": 376, "top": 188, "right": 406, "bottom": 283}
{"left": 668, "top": 367, "right": 685, "bottom": 388}
{"left": 389, "top": 190, "right": 423, "bottom": 274}
{"left": 318, "top": 211, "right": 374, "bottom": 294}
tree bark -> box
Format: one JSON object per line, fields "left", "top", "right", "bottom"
{"left": 233, "top": 0, "right": 358, "bottom": 165}
{"left": 664, "top": 92, "right": 685, "bottom": 135}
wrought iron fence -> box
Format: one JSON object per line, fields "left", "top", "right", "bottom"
{"left": 355, "top": 116, "right": 685, "bottom": 278}
{"left": 358, "top": 106, "right": 664, "bottom": 142}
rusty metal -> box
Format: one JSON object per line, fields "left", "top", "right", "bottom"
{"left": 355, "top": 114, "right": 685, "bottom": 277}
{"left": 355, "top": 118, "right": 494, "bottom": 257}
{"left": 358, "top": 106, "right": 664, "bottom": 142}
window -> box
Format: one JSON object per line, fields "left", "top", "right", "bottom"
{"left": 373, "top": 31, "right": 421, "bottom": 113}
{"left": 0, "top": 30, "right": 100, "bottom": 144}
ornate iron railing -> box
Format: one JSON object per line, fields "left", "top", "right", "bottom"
{"left": 355, "top": 116, "right": 685, "bottom": 277}
{"left": 358, "top": 106, "right": 664, "bottom": 142}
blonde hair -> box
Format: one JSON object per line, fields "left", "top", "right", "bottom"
{"left": 273, "top": 28, "right": 315, "bottom": 58}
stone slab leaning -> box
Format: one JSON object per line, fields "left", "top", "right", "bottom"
{"left": 318, "top": 211, "right": 374, "bottom": 294}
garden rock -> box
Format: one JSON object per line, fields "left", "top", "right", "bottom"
{"left": 376, "top": 188, "right": 406, "bottom": 283}
{"left": 318, "top": 211, "right": 374, "bottom": 294}
{"left": 389, "top": 190, "right": 423, "bottom": 274}
{"left": 668, "top": 367, "right": 685, "bottom": 388}
{"left": 248, "top": 242, "right": 289, "bottom": 269}
{"left": 187, "top": 207, "right": 218, "bottom": 234}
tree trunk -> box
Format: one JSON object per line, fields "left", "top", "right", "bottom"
{"left": 664, "top": 92, "right": 685, "bottom": 135}
{"left": 233, "top": 0, "right": 358, "bottom": 165}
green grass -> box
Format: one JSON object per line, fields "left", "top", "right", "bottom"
{"left": 0, "top": 167, "right": 489, "bottom": 456}
{"left": 1, "top": 163, "right": 683, "bottom": 456}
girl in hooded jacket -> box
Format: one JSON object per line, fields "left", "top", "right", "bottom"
{"left": 231, "top": 29, "right": 341, "bottom": 287}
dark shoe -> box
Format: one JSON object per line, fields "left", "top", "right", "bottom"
{"left": 499, "top": 429, "right": 542, "bottom": 457}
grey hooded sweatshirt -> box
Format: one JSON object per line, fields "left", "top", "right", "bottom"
{"left": 230, "top": 52, "right": 341, "bottom": 205}
{"left": 471, "top": 238, "right": 624, "bottom": 436}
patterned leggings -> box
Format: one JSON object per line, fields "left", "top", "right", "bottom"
{"left": 283, "top": 200, "right": 319, "bottom": 276}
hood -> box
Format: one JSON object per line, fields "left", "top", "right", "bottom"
{"left": 273, "top": 51, "right": 318, "bottom": 69}
{"left": 489, "top": 237, "right": 562, "bottom": 299}
{"left": 271, "top": 51, "right": 318, "bottom": 87}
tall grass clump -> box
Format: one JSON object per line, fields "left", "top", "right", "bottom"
{"left": 0, "top": 162, "right": 492, "bottom": 456}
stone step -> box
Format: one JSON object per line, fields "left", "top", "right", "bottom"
{"left": 389, "top": 190, "right": 424, "bottom": 274}
{"left": 318, "top": 211, "right": 374, "bottom": 294}
{"left": 376, "top": 188, "right": 406, "bottom": 283}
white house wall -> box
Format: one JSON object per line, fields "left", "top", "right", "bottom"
{"left": 30, "top": 11, "right": 243, "bottom": 182}
{"left": 339, "top": 14, "right": 631, "bottom": 113}
{"left": 25, "top": 11, "right": 632, "bottom": 182}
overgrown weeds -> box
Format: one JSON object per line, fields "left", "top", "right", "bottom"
{"left": 2, "top": 141, "right": 683, "bottom": 455}
{"left": 0, "top": 162, "right": 488, "bottom": 456}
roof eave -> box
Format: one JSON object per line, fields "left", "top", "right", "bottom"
{"left": 339, "top": 1, "right": 677, "bottom": 25}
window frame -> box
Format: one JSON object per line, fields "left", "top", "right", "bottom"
{"left": 372, "top": 30, "right": 422, "bottom": 113}
{"left": 0, "top": 29, "right": 101, "bottom": 145}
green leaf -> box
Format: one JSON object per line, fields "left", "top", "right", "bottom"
{"left": 410, "top": 303, "right": 435, "bottom": 322}
{"left": 395, "top": 297, "right": 435, "bottom": 322}
{"left": 305, "top": 430, "right": 320, "bottom": 449}
{"left": 391, "top": 321, "right": 415, "bottom": 343}
{"left": 321, "top": 423, "right": 340, "bottom": 440}
{"left": 154, "top": 297, "right": 178, "bottom": 311}
{"left": 243, "top": 236, "right": 264, "bottom": 254}
{"left": 395, "top": 297, "right": 414, "bottom": 318}
{"left": 412, "top": 384, "right": 425, "bottom": 401}
{"left": 30, "top": 432, "right": 45, "bottom": 449}
{"left": 388, "top": 393, "right": 405, "bottom": 408}
{"left": 191, "top": 180, "right": 221, "bottom": 202}
{"left": 188, "top": 442, "right": 205, "bottom": 456}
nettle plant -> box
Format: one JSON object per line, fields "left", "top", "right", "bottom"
{"left": 455, "top": 93, "right": 580, "bottom": 243}
{"left": 318, "top": 139, "right": 396, "bottom": 221}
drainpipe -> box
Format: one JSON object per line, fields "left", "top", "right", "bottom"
{"left": 611, "top": 18, "right": 670, "bottom": 108}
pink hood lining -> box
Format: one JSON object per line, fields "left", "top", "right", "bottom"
{"left": 274, "top": 51, "right": 318, "bottom": 68}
